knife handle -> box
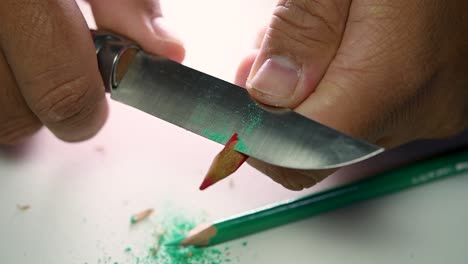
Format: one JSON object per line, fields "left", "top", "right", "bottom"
{"left": 91, "top": 30, "right": 140, "bottom": 93}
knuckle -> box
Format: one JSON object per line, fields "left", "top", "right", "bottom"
{"left": 30, "top": 71, "right": 101, "bottom": 127}
{"left": 270, "top": 0, "right": 344, "bottom": 47}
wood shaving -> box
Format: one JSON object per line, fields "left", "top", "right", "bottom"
{"left": 130, "top": 208, "right": 154, "bottom": 224}
{"left": 17, "top": 204, "right": 30, "bottom": 211}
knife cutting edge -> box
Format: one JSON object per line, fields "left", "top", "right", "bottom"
{"left": 92, "top": 30, "right": 384, "bottom": 170}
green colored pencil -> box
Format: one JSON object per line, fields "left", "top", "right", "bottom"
{"left": 167, "top": 150, "right": 468, "bottom": 247}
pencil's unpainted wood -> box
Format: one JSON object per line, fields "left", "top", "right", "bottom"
{"left": 199, "top": 133, "right": 248, "bottom": 190}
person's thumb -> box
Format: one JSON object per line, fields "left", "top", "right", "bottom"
{"left": 246, "top": 0, "right": 351, "bottom": 108}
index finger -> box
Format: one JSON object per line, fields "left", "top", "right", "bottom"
{"left": 0, "top": 0, "right": 107, "bottom": 141}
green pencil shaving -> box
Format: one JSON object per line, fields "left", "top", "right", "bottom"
{"left": 166, "top": 150, "right": 468, "bottom": 247}
{"left": 130, "top": 208, "right": 154, "bottom": 224}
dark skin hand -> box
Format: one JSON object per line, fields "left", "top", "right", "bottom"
{"left": 2, "top": 0, "right": 467, "bottom": 191}
{"left": 235, "top": 0, "right": 468, "bottom": 190}
{"left": 0, "top": 0, "right": 183, "bottom": 144}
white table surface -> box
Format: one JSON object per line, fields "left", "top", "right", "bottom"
{"left": 1, "top": 1, "right": 468, "bottom": 263}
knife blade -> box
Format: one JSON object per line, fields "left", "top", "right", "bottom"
{"left": 92, "top": 30, "right": 384, "bottom": 170}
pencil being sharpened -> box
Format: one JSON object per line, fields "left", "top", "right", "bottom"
{"left": 199, "top": 133, "right": 248, "bottom": 190}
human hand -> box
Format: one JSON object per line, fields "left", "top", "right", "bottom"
{"left": 0, "top": 0, "right": 184, "bottom": 145}
{"left": 235, "top": 0, "right": 468, "bottom": 190}
{"left": 87, "top": 0, "right": 184, "bottom": 62}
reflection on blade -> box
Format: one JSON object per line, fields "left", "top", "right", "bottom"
{"left": 111, "top": 51, "right": 383, "bottom": 169}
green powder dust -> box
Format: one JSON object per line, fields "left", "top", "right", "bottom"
{"left": 241, "top": 103, "right": 263, "bottom": 136}
{"left": 123, "top": 206, "right": 243, "bottom": 264}
{"left": 191, "top": 98, "right": 263, "bottom": 151}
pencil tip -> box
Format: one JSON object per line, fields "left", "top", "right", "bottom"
{"left": 164, "top": 237, "right": 183, "bottom": 247}
{"left": 226, "top": 133, "right": 239, "bottom": 146}
{"left": 199, "top": 178, "right": 214, "bottom": 190}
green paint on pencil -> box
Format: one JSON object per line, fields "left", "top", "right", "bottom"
{"left": 169, "top": 150, "right": 468, "bottom": 248}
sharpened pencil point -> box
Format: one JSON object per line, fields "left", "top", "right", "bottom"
{"left": 164, "top": 237, "right": 183, "bottom": 247}
{"left": 199, "top": 178, "right": 214, "bottom": 190}
{"left": 226, "top": 133, "right": 239, "bottom": 145}
{"left": 198, "top": 133, "right": 248, "bottom": 190}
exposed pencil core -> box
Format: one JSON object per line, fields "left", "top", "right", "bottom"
{"left": 199, "top": 178, "right": 214, "bottom": 190}
{"left": 164, "top": 237, "right": 184, "bottom": 247}
{"left": 130, "top": 208, "right": 154, "bottom": 224}
{"left": 199, "top": 133, "right": 248, "bottom": 190}
{"left": 166, "top": 223, "right": 218, "bottom": 247}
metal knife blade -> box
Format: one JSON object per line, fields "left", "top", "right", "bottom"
{"left": 93, "top": 31, "right": 384, "bottom": 170}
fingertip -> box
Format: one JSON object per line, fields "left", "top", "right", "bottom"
{"left": 247, "top": 158, "right": 326, "bottom": 191}
{"left": 124, "top": 17, "right": 185, "bottom": 63}
{"left": 148, "top": 17, "right": 185, "bottom": 62}
{"left": 49, "top": 91, "right": 109, "bottom": 142}
{"left": 284, "top": 179, "right": 305, "bottom": 191}
{"left": 234, "top": 50, "right": 258, "bottom": 88}
{"left": 247, "top": 158, "right": 293, "bottom": 190}
{"left": 90, "top": 0, "right": 185, "bottom": 63}
{"left": 166, "top": 43, "right": 186, "bottom": 63}
{"left": 142, "top": 39, "right": 185, "bottom": 63}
